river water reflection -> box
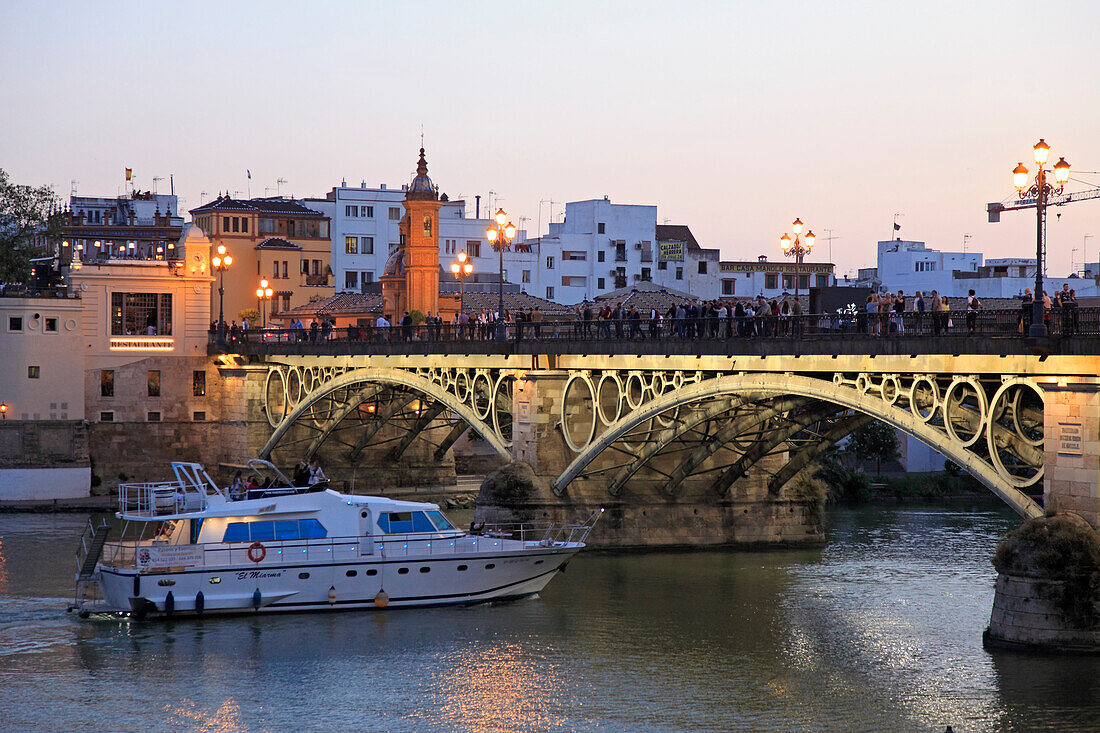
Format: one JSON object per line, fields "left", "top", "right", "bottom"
{"left": 1, "top": 505, "right": 1099, "bottom": 732}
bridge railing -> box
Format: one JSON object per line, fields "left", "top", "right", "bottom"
{"left": 210, "top": 306, "right": 1098, "bottom": 349}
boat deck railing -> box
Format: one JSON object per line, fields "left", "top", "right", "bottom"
{"left": 117, "top": 463, "right": 223, "bottom": 517}
{"left": 99, "top": 517, "right": 598, "bottom": 571}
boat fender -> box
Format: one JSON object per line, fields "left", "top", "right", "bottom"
{"left": 252, "top": 588, "right": 262, "bottom": 610}
{"left": 374, "top": 589, "right": 389, "bottom": 608}
{"left": 195, "top": 591, "right": 205, "bottom": 616}
{"left": 164, "top": 591, "right": 174, "bottom": 616}
{"left": 327, "top": 586, "right": 337, "bottom": 605}
{"left": 247, "top": 541, "right": 266, "bottom": 563}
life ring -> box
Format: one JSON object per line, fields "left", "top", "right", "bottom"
{"left": 247, "top": 542, "right": 266, "bottom": 563}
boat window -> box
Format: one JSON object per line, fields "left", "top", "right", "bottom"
{"left": 377, "top": 511, "right": 437, "bottom": 534}
{"left": 426, "top": 511, "right": 456, "bottom": 531}
{"left": 250, "top": 522, "right": 275, "bottom": 542}
{"left": 221, "top": 519, "right": 329, "bottom": 542}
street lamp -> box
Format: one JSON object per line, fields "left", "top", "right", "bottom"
{"left": 0, "top": 402, "right": 7, "bottom": 420}
{"left": 255, "top": 278, "right": 273, "bottom": 328}
{"left": 1013, "top": 138, "right": 1071, "bottom": 337}
{"left": 211, "top": 244, "right": 233, "bottom": 342}
{"left": 449, "top": 250, "right": 474, "bottom": 317}
{"left": 485, "top": 208, "right": 517, "bottom": 340}
{"left": 779, "top": 217, "right": 815, "bottom": 302}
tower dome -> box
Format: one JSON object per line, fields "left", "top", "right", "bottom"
{"left": 407, "top": 148, "right": 438, "bottom": 200}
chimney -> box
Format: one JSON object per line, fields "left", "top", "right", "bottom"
{"left": 476, "top": 195, "right": 481, "bottom": 218}
{"left": 129, "top": 210, "right": 136, "bottom": 226}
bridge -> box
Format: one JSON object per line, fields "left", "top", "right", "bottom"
{"left": 211, "top": 309, "right": 1100, "bottom": 549}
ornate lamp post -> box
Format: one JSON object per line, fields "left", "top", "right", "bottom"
{"left": 255, "top": 278, "right": 273, "bottom": 328}
{"left": 449, "top": 250, "right": 474, "bottom": 317}
{"left": 1013, "top": 138, "right": 1071, "bottom": 337}
{"left": 211, "top": 244, "right": 233, "bottom": 341}
{"left": 779, "top": 218, "right": 815, "bottom": 302}
{"left": 0, "top": 402, "right": 7, "bottom": 420}
{"left": 485, "top": 208, "right": 517, "bottom": 340}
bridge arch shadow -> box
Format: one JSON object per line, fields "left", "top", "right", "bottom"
{"left": 259, "top": 367, "right": 512, "bottom": 465}
{"left": 552, "top": 372, "right": 1045, "bottom": 520}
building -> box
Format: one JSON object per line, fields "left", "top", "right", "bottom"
{"left": 59, "top": 191, "right": 184, "bottom": 265}
{"left": 190, "top": 196, "right": 332, "bottom": 324}
{"left": 0, "top": 293, "right": 89, "bottom": 499}
{"left": 380, "top": 148, "right": 444, "bottom": 319}
{"left": 718, "top": 255, "right": 836, "bottom": 300}
{"left": 871, "top": 238, "right": 1098, "bottom": 298}
{"left": 308, "top": 181, "right": 510, "bottom": 297}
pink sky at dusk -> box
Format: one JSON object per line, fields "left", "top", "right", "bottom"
{"left": 3, "top": 0, "right": 1099, "bottom": 279}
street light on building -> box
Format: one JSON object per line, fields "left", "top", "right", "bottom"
{"left": 779, "top": 218, "right": 815, "bottom": 301}
{"left": 211, "top": 244, "right": 233, "bottom": 341}
{"left": 255, "top": 278, "right": 274, "bottom": 328}
{"left": 450, "top": 250, "right": 474, "bottom": 317}
{"left": 485, "top": 208, "right": 517, "bottom": 340}
{"left": 1013, "top": 138, "right": 1071, "bottom": 337}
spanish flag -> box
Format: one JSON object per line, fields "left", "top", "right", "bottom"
{"left": 125, "top": 168, "right": 132, "bottom": 181}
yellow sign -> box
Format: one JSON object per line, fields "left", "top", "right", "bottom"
{"left": 658, "top": 241, "right": 684, "bottom": 261}
{"left": 109, "top": 337, "right": 175, "bottom": 352}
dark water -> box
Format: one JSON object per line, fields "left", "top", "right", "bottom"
{"left": 2, "top": 506, "right": 1099, "bottom": 732}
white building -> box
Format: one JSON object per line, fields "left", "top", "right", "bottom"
{"left": 872, "top": 239, "right": 1098, "bottom": 298}
{"left": 718, "top": 255, "right": 836, "bottom": 300}
{"left": 309, "top": 181, "right": 523, "bottom": 295}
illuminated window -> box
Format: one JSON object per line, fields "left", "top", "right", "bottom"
{"left": 101, "top": 370, "right": 114, "bottom": 397}
{"left": 110, "top": 293, "right": 172, "bottom": 336}
{"left": 345, "top": 236, "right": 358, "bottom": 254}
{"left": 28, "top": 366, "right": 40, "bottom": 379}
{"left": 148, "top": 370, "right": 160, "bottom": 397}
{"left": 193, "top": 370, "right": 206, "bottom": 397}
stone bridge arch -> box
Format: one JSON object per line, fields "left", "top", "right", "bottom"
{"left": 552, "top": 371, "right": 1045, "bottom": 520}
{"left": 259, "top": 366, "right": 513, "bottom": 463}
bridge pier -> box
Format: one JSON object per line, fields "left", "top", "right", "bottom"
{"left": 987, "top": 378, "right": 1100, "bottom": 652}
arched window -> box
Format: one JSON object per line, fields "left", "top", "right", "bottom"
{"left": 423, "top": 215, "right": 432, "bottom": 237}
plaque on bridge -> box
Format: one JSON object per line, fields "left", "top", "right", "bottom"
{"left": 1057, "top": 422, "right": 1084, "bottom": 456}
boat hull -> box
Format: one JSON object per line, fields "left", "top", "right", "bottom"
{"left": 93, "top": 547, "right": 579, "bottom": 618}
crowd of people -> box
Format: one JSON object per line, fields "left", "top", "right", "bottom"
{"left": 210, "top": 286, "right": 1088, "bottom": 345}
{"left": 227, "top": 458, "right": 328, "bottom": 500}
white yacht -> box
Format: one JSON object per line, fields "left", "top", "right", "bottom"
{"left": 70, "top": 460, "right": 600, "bottom": 619}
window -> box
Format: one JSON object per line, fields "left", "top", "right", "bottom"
{"left": 147, "top": 370, "right": 161, "bottom": 397}
{"left": 242, "top": 218, "right": 248, "bottom": 233}
{"left": 110, "top": 293, "right": 172, "bottom": 335}
{"left": 312, "top": 260, "right": 321, "bottom": 276}
{"left": 765, "top": 273, "right": 778, "bottom": 289}
{"left": 423, "top": 215, "right": 432, "bottom": 237}
{"left": 389, "top": 207, "right": 400, "bottom": 220}
{"left": 657, "top": 261, "right": 667, "bottom": 271}
{"left": 466, "top": 240, "right": 481, "bottom": 258}
{"left": 282, "top": 261, "right": 288, "bottom": 279}
{"left": 361, "top": 236, "right": 374, "bottom": 254}
{"left": 546, "top": 286, "right": 554, "bottom": 300}
{"left": 345, "top": 205, "right": 359, "bottom": 217}
{"left": 561, "top": 276, "right": 587, "bottom": 287}
{"left": 100, "top": 411, "right": 114, "bottom": 422}
{"left": 546, "top": 256, "right": 555, "bottom": 269}
{"left": 8, "top": 316, "right": 23, "bottom": 331}
{"left": 272, "top": 261, "right": 280, "bottom": 279}
{"left": 722, "top": 280, "right": 735, "bottom": 295}
{"left": 363, "top": 206, "right": 373, "bottom": 217}
{"left": 376, "top": 511, "right": 436, "bottom": 534}
{"left": 816, "top": 274, "right": 828, "bottom": 287}
{"left": 28, "top": 366, "right": 40, "bottom": 379}
{"left": 399, "top": 234, "right": 406, "bottom": 246}
{"left": 193, "top": 411, "right": 206, "bottom": 421}
{"left": 641, "top": 267, "right": 651, "bottom": 281}
{"left": 522, "top": 270, "right": 531, "bottom": 283}
{"left": 563, "top": 251, "right": 586, "bottom": 261}
{"left": 147, "top": 411, "right": 161, "bottom": 422}
{"left": 301, "top": 259, "right": 310, "bottom": 275}
{"left": 232, "top": 218, "right": 239, "bottom": 233}
{"left": 345, "top": 236, "right": 358, "bottom": 254}
{"left": 345, "top": 271, "right": 358, "bottom": 290}
{"left": 222, "top": 519, "right": 328, "bottom": 542}
{"left": 193, "top": 370, "right": 206, "bottom": 397}
{"left": 598, "top": 222, "right": 605, "bottom": 234}
{"left": 799, "top": 274, "right": 810, "bottom": 290}
{"left": 362, "top": 271, "right": 374, "bottom": 285}
{"left": 698, "top": 261, "right": 707, "bottom": 274}
{"left": 44, "top": 317, "right": 58, "bottom": 332}
{"left": 425, "top": 511, "right": 455, "bottom": 530}
{"left": 676, "top": 267, "right": 683, "bottom": 281}
{"left": 782, "top": 274, "right": 793, "bottom": 289}
{"left": 597, "top": 277, "right": 605, "bottom": 289}
{"left": 101, "top": 370, "right": 114, "bottom": 397}
{"left": 597, "top": 251, "right": 605, "bottom": 263}
{"left": 223, "top": 216, "right": 230, "bottom": 231}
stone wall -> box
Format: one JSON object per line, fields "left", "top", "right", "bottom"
{"left": 0, "top": 420, "right": 90, "bottom": 500}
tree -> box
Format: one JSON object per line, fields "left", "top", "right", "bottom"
{"left": 0, "top": 168, "right": 61, "bottom": 284}
{"left": 846, "top": 420, "right": 900, "bottom": 476}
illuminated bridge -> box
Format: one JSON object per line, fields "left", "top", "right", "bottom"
{"left": 211, "top": 311, "right": 1100, "bottom": 550}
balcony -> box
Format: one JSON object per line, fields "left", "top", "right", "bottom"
{"left": 304, "top": 274, "right": 331, "bottom": 286}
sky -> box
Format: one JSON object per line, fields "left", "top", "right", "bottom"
{"left": 2, "top": 0, "right": 1099, "bottom": 279}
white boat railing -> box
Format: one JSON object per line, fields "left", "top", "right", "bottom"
{"left": 117, "top": 462, "right": 223, "bottom": 516}
{"left": 98, "top": 514, "right": 601, "bottom": 571}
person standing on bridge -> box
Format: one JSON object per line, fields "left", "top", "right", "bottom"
{"left": 965, "top": 289, "right": 981, "bottom": 334}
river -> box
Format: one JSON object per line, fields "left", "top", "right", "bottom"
{"left": 1, "top": 505, "right": 1098, "bottom": 732}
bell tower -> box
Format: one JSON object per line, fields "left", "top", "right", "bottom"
{"left": 400, "top": 147, "right": 442, "bottom": 317}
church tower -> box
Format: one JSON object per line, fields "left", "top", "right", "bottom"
{"left": 402, "top": 148, "right": 442, "bottom": 317}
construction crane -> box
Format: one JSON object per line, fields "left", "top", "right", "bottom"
{"left": 987, "top": 185, "right": 1100, "bottom": 222}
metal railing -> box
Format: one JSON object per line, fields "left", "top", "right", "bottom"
{"left": 209, "top": 306, "right": 1100, "bottom": 351}
{"left": 118, "top": 481, "right": 209, "bottom": 516}
{"left": 98, "top": 514, "right": 601, "bottom": 571}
